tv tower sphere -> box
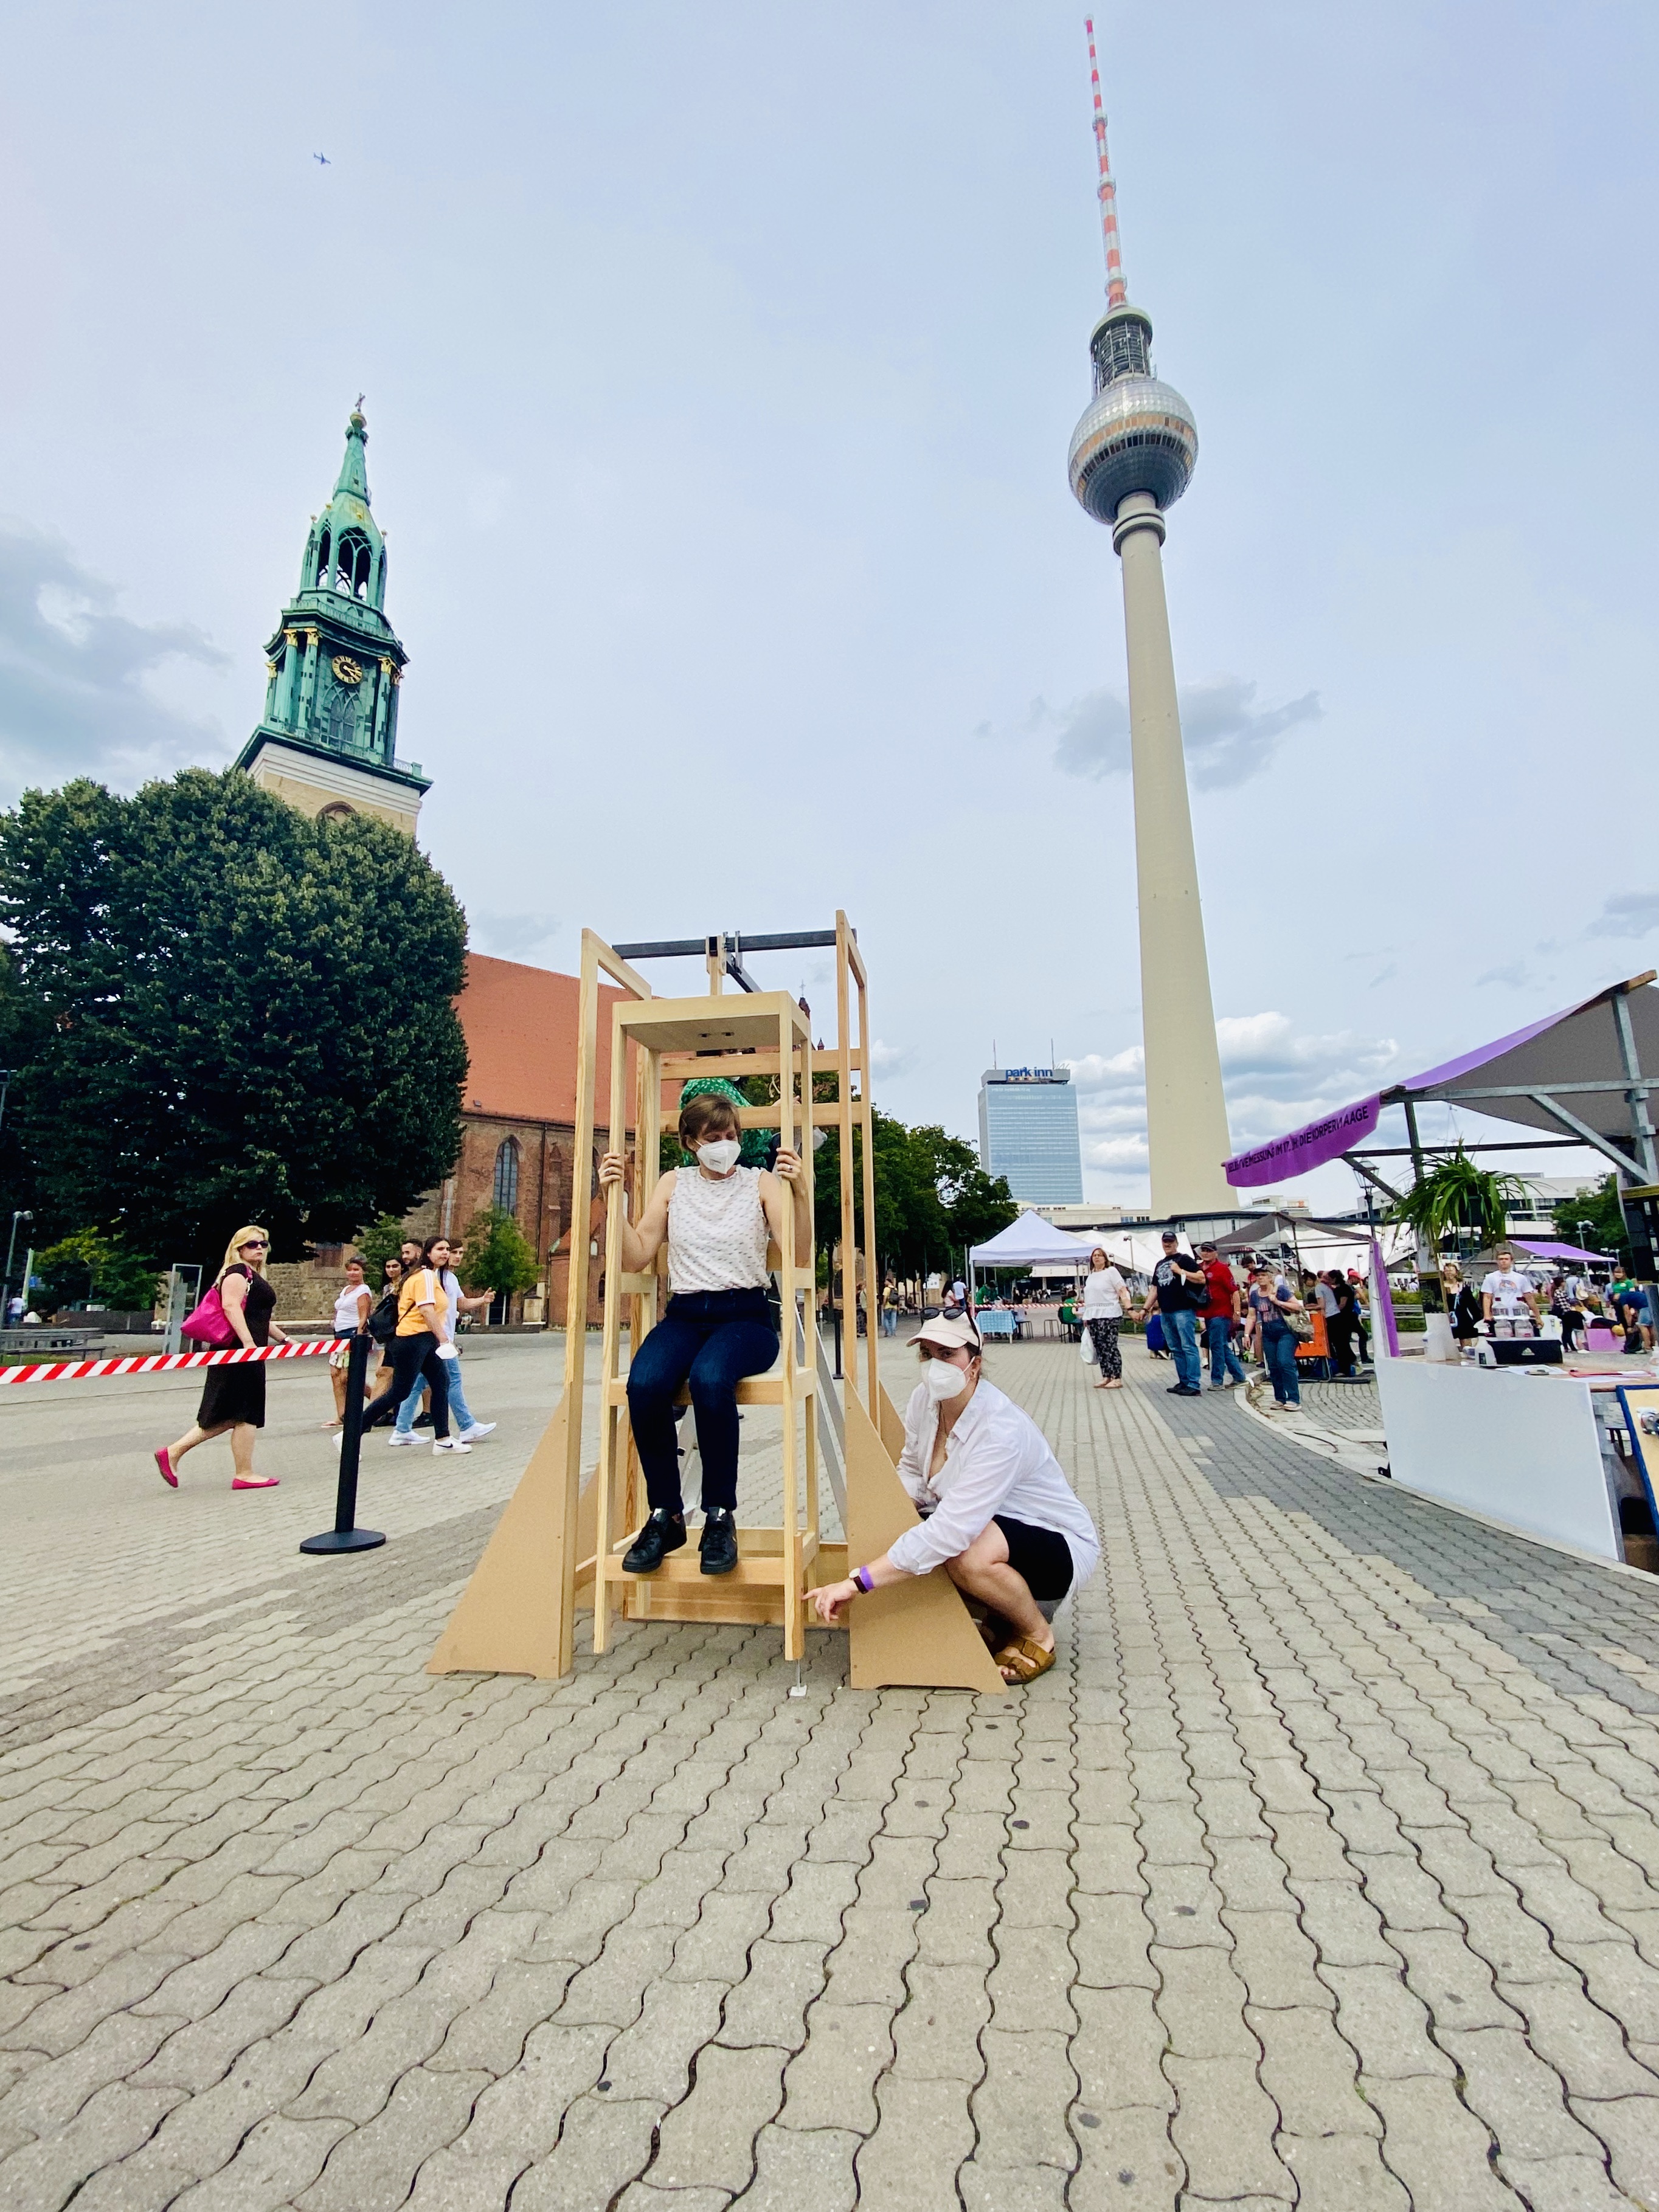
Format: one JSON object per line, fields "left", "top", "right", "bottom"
{"left": 1067, "top": 305, "right": 1197, "bottom": 524}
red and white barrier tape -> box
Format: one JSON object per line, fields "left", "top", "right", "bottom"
{"left": 0, "top": 1339, "right": 342, "bottom": 1387}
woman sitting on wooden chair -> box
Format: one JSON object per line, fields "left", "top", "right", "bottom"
{"left": 598, "top": 1091, "right": 811, "bottom": 1577}
{"left": 806, "top": 1315, "right": 1100, "bottom": 1683}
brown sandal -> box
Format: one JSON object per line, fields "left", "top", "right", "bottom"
{"left": 993, "top": 1636, "right": 1056, "bottom": 1683}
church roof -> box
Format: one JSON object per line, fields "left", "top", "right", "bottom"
{"left": 458, "top": 953, "right": 636, "bottom": 1128}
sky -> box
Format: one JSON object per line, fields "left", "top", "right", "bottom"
{"left": 1, "top": 1, "right": 1656, "bottom": 1213}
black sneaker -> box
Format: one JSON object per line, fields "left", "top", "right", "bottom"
{"left": 623, "top": 1509, "right": 685, "bottom": 1574}
{"left": 699, "top": 1507, "right": 739, "bottom": 1576}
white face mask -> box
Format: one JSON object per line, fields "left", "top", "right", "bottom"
{"left": 696, "top": 1138, "right": 741, "bottom": 1175}
{"left": 924, "top": 1358, "right": 969, "bottom": 1401}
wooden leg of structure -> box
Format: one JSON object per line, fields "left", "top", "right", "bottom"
{"left": 843, "top": 1391, "right": 1004, "bottom": 1693}
{"left": 426, "top": 1399, "right": 599, "bottom": 1679}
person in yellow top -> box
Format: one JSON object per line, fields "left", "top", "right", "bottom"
{"left": 361, "top": 1236, "right": 469, "bottom": 1454}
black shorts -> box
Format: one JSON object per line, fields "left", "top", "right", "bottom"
{"left": 993, "top": 1515, "right": 1075, "bottom": 1603}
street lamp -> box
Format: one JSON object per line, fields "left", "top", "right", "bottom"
{"left": 2, "top": 1208, "right": 32, "bottom": 1330}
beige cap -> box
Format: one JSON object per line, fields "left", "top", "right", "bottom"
{"left": 907, "top": 1314, "right": 982, "bottom": 1352}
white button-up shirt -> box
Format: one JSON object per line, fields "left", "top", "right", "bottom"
{"left": 887, "top": 1377, "right": 1101, "bottom": 1589}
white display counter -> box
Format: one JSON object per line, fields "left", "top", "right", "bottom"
{"left": 1374, "top": 1355, "right": 1621, "bottom": 1561}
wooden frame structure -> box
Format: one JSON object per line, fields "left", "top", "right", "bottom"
{"left": 428, "top": 914, "right": 1001, "bottom": 1691}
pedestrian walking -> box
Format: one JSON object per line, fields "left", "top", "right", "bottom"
{"left": 359, "top": 1243, "right": 468, "bottom": 1453}
{"left": 326, "top": 1256, "right": 374, "bottom": 1428}
{"left": 1139, "top": 1231, "right": 1206, "bottom": 1396}
{"left": 155, "top": 1226, "right": 286, "bottom": 1490}
{"left": 385, "top": 1235, "right": 496, "bottom": 1445}
{"left": 599, "top": 1090, "right": 811, "bottom": 1578}
{"left": 1325, "top": 1270, "right": 1360, "bottom": 1378}
{"left": 1348, "top": 1271, "right": 1371, "bottom": 1363}
{"left": 1196, "top": 1241, "right": 1247, "bottom": 1389}
{"left": 881, "top": 1281, "right": 900, "bottom": 1336}
{"left": 1079, "top": 1246, "right": 1129, "bottom": 1388}
{"left": 1252, "top": 1265, "right": 1306, "bottom": 1408}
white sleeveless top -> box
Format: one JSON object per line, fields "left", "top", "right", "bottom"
{"left": 334, "top": 1281, "right": 370, "bottom": 1332}
{"left": 667, "top": 1165, "right": 771, "bottom": 1294}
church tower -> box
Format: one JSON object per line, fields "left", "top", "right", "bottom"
{"left": 236, "top": 404, "right": 429, "bottom": 835}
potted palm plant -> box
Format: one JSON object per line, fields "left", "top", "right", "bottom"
{"left": 1390, "top": 1147, "right": 1528, "bottom": 1310}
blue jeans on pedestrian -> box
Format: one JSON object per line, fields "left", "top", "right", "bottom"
{"left": 1205, "top": 1314, "right": 1247, "bottom": 1386}
{"left": 397, "top": 1346, "right": 474, "bottom": 1434}
{"left": 1262, "top": 1323, "right": 1301, "bottom": 1404}
{"left": 1162, "top": 1306, "right": 1201, "bottom": 1390}
{"left": 626, "top": 1288, "right": 780, "bottom": 1513}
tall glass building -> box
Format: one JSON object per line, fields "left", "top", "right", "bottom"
{"left": 977, "top": 1068, "right": 1084, "bottom": 1204}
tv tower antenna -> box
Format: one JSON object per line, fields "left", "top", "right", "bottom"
{"left": 1084, "top": 18, "right": 1127, "bottom": 309}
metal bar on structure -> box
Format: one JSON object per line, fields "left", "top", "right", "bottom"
{"left": 612, "top": 930, "right": 838, "bottom": 961}
{"left": 1612, "top": 987, "right": 1659, "bottom": 1183}
{"left": 300, "top": 1332, "right": 385, "bottom": 1555}
{"left": 1347, "top": 1140, "right": 1585, "bottom": 1158}
{"left": 1520, "top": 1094, "right": 1647, "bottom": 1184}
{"left": 1435, "top": 1079, "right": 1659, "bottom": 1099}
{"left": 1342, "top": 1153, "right": 1405, "bottom": 1205}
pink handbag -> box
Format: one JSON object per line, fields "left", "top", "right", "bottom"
{"left": 181, "top": 1282, "right": 238, "bottom": 1347}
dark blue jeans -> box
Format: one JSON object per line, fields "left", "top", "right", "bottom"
{"left": 1205, "top": 1314, "right": 1247, "bottom": 1385}
{"left": 626, "top": 1288, "right": 779, "bottom": 1513}
{"left": 1263, "top": 1323, "right": 1301, "bottom": 1405}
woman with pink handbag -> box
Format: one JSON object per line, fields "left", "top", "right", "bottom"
{"left": 154, "top": 1225, "right": 288, "bottom": 1490}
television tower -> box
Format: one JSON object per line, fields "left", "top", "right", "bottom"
{"left": 1068, "top": 21, "right": 1233, "bottom": 1215}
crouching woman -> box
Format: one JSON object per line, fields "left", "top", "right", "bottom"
{"left": 806, "top": 1315, "right": 1099, "bottom": 1683}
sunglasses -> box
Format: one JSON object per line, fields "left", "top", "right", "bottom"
{"left": 240, "top": 1239, "right": 268, "bottom": 1250}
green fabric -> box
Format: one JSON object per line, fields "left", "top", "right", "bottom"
{"left": 677, "top": 1076, "right": 774, "bottom": 1167}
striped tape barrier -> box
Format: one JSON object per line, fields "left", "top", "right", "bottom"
{"left": 0, "top": 1339, "right": 342, "bottom": 1388}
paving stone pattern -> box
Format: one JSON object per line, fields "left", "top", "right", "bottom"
{"left": 4, "top": 1338, "right": 1659, "bottom": 2206}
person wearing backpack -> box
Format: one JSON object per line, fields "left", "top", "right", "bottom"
{"left": 360, "top": 1243, "right": 468, "bottom": 1453}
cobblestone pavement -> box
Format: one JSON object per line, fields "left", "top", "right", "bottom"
{"left": 4, "top": 1336, "right": 1659, "bottom": 2207}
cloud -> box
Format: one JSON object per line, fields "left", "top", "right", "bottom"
{"left": 1476, "top": 961, "right": 1534, "bottom": 989}
{"left": 1061, "top": 1012, "right": 1398, "bottom": 1197}
{"left": 1588, "top": 892, "right": 1659, "bottom": 941}
{"left": 0, "top": 520, "right": 226, "bottom": 795}
{"left": 868, "top": 1038, "right": 914, "bottom": 1077}
{"left": 1037, "top": 677, "right": 1323, "bottom": 792}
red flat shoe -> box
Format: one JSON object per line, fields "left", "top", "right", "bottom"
{"left": 232, "top": 1474, "right": 280, "bottom": 1490}
{"left": 154, "top": 1447, "right": 178, "bottom": 1489}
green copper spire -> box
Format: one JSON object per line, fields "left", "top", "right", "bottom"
{"left": 333, "top": 398, "right": 370, "bottom": 502}
{"left": 234, "top": 402, "right": 428, "bottom": 828}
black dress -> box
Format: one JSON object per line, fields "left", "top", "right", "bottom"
{"left": 196, "top": 1265, "right": 277, "bottom": 1429}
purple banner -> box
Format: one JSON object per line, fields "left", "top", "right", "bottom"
{"left": 1224, "top": 1094, "right": 1382, "bottom": 1187}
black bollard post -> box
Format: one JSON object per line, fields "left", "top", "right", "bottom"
{"left": 833, "top": 1302, "right": 843, "bottom": 1381}
{"left": 301, "top": 1331, "right": 386, "bottom": 1554}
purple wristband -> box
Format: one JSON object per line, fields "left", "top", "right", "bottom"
{"left": 852, "top": 1565, "right": 875, "bottom": 1595}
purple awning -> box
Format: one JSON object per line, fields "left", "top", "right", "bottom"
{"left": 1223, "top": 975, "right": 1659, "bottom": 1188}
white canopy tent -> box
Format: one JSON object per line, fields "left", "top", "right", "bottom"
{"left": 966, "top": 1214, "right": 1102, "bottom": 1314}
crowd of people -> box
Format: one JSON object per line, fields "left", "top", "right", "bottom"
{"left": 1441, "top": 1249, "right": 1653, "bottom": 1355}
{"left": 153, "top": 1228, "right": 496, "bottom": 1492}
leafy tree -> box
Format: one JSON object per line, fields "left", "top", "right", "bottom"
{"left": 35, "top": 1227, "right": 159, "bottom": 1313}
{"left": 814, "top": 1110, "right": 1016, "bottom": 1288}
{"left": 1552, "top": 1173, "right": 1631, "bottom": 1263}
{"left": 353, "top": 1213, "right": 412, "bottom": 1285}
{"left": 0, "top": 770, "right": 468, "bottom": 1267}
{"left": 460, "top": 1206, "right": 539, "bottom": 1305}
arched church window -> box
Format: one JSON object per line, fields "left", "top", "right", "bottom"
{"left": 493, "top": 1136, "right": 521, "bottom": 1217}
{"left": 334, "top": 530, "right": 372, "bottom": 600}
{"left": 314, "top": 529, "right": 331, "bottom": 589}
{"left": 317, "top": 802, "right": 356, "bottom": 822}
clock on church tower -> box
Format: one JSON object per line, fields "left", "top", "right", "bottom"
{"left": 235, "top": 404, "right": 431, "bottom": 835}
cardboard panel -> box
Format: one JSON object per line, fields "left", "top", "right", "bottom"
{"left": 878, "top": 1381, "right": 907, "bottom": 1463}
{"left": 426, "top": 1400, "right": 598, "bottom": 1679}
{"left": 843, "top": 1389, "right": 1003, "bottom": 1692}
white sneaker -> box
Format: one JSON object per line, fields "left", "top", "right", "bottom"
{"left": 459, "top": 1422, "right": 496, "bottom": 1442}
{"left": 434, "top": 1438, "right": 472, "bottom": 1454}
{"left": 387, "top": 1432, "right": 417, "bottom": 1447}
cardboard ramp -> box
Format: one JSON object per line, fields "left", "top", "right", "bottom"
{"left": 844, "top": 1388, "right": 1004, "bottom": 1693}
{"left": 425, "top": 1400, "right": 596, "bottom": 1679}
